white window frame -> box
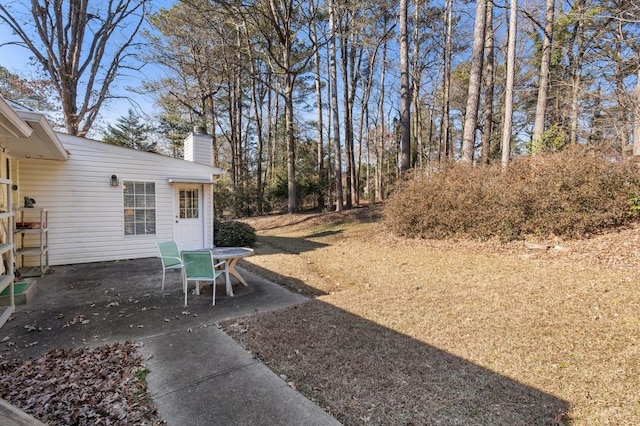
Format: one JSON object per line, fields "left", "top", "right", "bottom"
{"left": 123, "top": 180, "right": 157, "bottom": 236}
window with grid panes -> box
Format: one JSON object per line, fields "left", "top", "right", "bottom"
{"left": 123, "top": 181, "right": 156, "bottom": 235}
{"left": 179, "top": 189, "right": 199, "bottom": 218}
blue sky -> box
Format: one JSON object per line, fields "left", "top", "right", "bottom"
{"left": 0, "top": 1, "right": 176, "bottom": 137}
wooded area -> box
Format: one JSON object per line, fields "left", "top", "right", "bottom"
{"left": 1, "top": 0, "right": 640, "bottom": 215}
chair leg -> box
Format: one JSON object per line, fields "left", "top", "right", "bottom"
{"left": 183, "top": 273, "right": 188, "bottom": 307}
{"left": 180, "top": 268, "right": 186, "bottom": 297}
{"left": 161, "top": 268, "right": 166, "bottom": 291}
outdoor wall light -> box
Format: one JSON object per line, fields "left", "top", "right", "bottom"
{"left": 110, "top": 174, "right": 119, "bottom": 187}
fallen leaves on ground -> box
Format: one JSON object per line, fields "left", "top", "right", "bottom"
{"left": 63, "top": 314, "right": 89, "bottom": 328}
{"left": 238, "top": 207, "right": 640, "bottom": 425}
{"left": 0, "top": 342, "right": 163, "bottom": 425}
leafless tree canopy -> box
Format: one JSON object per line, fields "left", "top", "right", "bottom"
{"left": 4, "top": 1, "right": 640, "bottom": 214}
{"left": 0, "top": 0, "right": 148, "bottom": 136}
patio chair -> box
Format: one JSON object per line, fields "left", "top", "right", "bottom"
{"left": 181, "top": 250, "right": 231, "bottom": 306}
{"left": 156, "top": 241, "right": 185, "bottom": 291}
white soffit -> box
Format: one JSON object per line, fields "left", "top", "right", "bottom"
{"left": 0, "top": 96, "right": 32, "bottom": 139}
{"left": 1, "top": 109, "right": 68, "bottom": 161}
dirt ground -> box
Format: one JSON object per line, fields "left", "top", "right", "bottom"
{"left": 220, "top": 205, "right": 640, "bottom": 425}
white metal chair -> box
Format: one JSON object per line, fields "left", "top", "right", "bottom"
{"left": 156, "top": 241, "right": 185, "bottom": 291}
{"left": 181, "top": 250, "right": 231, "bottom": 306}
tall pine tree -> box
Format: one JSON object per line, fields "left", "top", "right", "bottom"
{"left": 102, "top": 109, "right": 155, "bottom": 151}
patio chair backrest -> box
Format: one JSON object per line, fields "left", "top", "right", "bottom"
{"left": 182, "top": 250, "right": 216, "bottom": 280}
{"left": 157, "top": 241, "right": 182, "bottom": 268}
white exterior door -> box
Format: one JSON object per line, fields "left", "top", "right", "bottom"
{"left": 175, "top": 186, "right": 204, "bottom": 250}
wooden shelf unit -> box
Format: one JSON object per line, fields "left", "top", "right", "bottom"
{"left": 0, "top": 178, "right": 14, "bottom": 328}
{"left": 14, "top": 208, "right": 49, "bottom": 278}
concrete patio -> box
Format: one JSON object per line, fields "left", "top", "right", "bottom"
{"left": 0, "top": 257, "right": 340, "bottom": 425}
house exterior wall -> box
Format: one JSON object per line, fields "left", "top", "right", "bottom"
{"left": 16, "top": 134, "right": 217, "bottom": 266}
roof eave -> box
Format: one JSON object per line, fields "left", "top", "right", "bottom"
{"left": 0, "top": 96, "right": 33, "bottom": 138}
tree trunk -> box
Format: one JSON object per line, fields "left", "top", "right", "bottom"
{"left": 501, "top": 0, "right": 517, "bottom": 169}
{"left": 349, "top": 39, "right": 362, "bottom": 207}
{"left": 481, "top": 1, "right": 494, "bottom": 165}
{"left": 340, "top": 32, "right": 353, "bottom": 209}
{"left": 613, "top": 19, "right": 630, "bottom": 157}
{"left": 399, "top": 0, "right": 411, "bottom": 174}
{"left": 376, "top": 39, "right": 388, "bottom": 202}
{"left": 205, "top": 94, "right": 220, "bottom": 168}
{"left": 329, "top": 0, "right": 343, "bottom": 211}
{"left": 357, "top": 46, "right": 381, "bottom": 205}
{"left": 532, "top": 0, "right": 555, "bottom": 152}
{"left": 326, "top": 50, "right": 333, "bottom": 206}
{"left": 568, "top": 1, "right": 585, "bottom": 146}
{"left": 442, "top": 0, "right": 453, "bottom": 161}
{"left": 228, "top": 79, "right": 238, "bottom": 201}
{"left": 310, "top": 0, "right": 324, "bottom": 209}
{"left": 412, "top": 0, "right": 421, "bottom": 168}
{"left": 244, "top": 24, "right": 265, "bottom": 215}
{"left": 235, "top": 26, "right": 245, "bottom": 214}
{"left": 265, "top": 79, "right": 272, "bottom": 185}
{"left": 461, "top": 0, "right": 487, "bottom": 163}
{"left": 586, "top": 87, "right": 603, "bottom": 145}
{"left": 633, "top": 67, "right": 640, "bottom": 156}
{"left": 284, "top": 50, "right": 297, "bottom": 213}
{"left": 366, "top": 118, "right": 372, "bottom": 202}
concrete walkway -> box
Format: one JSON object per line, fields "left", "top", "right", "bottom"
{"left": 140, "top": 327, "right": 337, "bottom": 425}
{"left": 0, "top": 258, "right": 340, "bottom": 426}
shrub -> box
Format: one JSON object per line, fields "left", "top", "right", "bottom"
{"left": 213, "top": 175, "right": 234, "bottom": 216}
{"left": 266, "top": 177, "right": 322, "bottom": 212}
{"left": 384, "top": 146, "right": 640, "bottom": 240}
{"left": 214, "top": 220, "right": 257, "bottom": 247}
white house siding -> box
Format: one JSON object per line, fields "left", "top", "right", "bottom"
{"left": 16, "top": 134, "right": 217, "bottom": 266}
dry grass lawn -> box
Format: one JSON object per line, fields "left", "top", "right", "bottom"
{"left": 221, "top": 206, "right": 640, "bottom": 425}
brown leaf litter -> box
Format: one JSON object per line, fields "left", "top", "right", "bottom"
{"left": 0, "top": 341, "right": 163, "bottom": 425}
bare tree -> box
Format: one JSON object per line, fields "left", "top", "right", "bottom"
{"left": 399, "top": 0, "right": 411, "bottom": 174}
{"left": 226, "top": 0, "right": 317, "bottom": 213}
{"left": 501, "top": 0, "right": 518, "bottom": 169}
{"left": 531, "top": 0, "right": 555, "bottom": 151}
{"left": 566, "top": 0, "right": 586, "bottom": 146}
{"left": 411, "top": 0, "right": 421, "bottom": 168}
{"left": 338, "top": 6, "right": 357, "bottom": 209}
{"left": 243, "top": 24, "right": 268, "bottom": 215}
{"left": 310, "top": 0, "right": 325, "bottom": 209}
{"left": 146, "top": 2, "right": 228, "bottom": 166}
{"left": 480, "top": 0, "right": 494, "bottom": 165}
{"left": 441, "top": 0, "right": 453, "bottom": 161}
{"left": 0, "top": 0, "right": 147, "bottom": 137}
{"left": 0, "top": 65, "right": 58, "bottom": 114}
{"left": 461, "top": 0, "right": 487, "bottom": 163}
{"left": 376, "top": 36, "right": 389, "bottom": 201}
{"left": 329, "top": 0, "right": 343, "bottom": 212}
{"left": 357, "top": 21, "right": 392, "bottom": 204}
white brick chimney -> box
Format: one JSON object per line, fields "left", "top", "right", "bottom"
{"left": 183, "top": 126, "right": 213, "bottom": 166}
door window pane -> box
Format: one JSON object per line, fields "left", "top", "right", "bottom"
{"left": 179, "top": 189, "right": 199, "bottom": 219}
